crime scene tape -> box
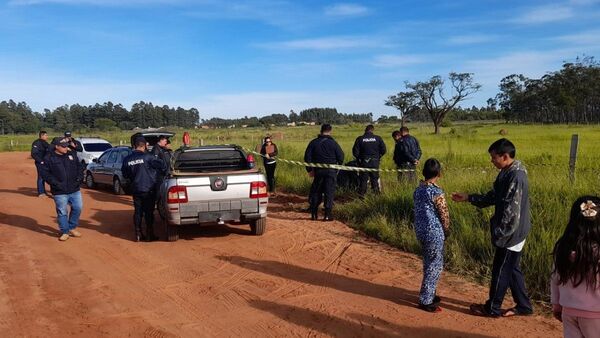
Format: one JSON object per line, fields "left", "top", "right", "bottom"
{"left": 244, "top": 148, "right": 416, "bottom": 173}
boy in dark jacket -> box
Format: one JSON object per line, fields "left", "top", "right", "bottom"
{"left": 452, "top": 138, "right": 533, "bottom": 317}
{"left": 40, "top": 137, "right": 85, "bottom": 241}
{"left": 31, "top": 130, "right": 49, "bottom": 197}
{"left": 122, "top": 137, "right": 166, "bottom": 242}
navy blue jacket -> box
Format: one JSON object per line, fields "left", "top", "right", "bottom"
{"left": 304, "top": 135, "right": 344, "bottom": 172}
{"left": 31, "top": 139, "right": 49, "bottom": 164}
{"left": 352, "top": 131, "right": 386, "bottom": 168}
{"left": 40, "top": 150, "right": 84, "bottom": 195}
{"left": 121, "top": 150, "right": 166, "bottom": 195}
{"left": 393, "top": 134, "right": 422, "bottom": 166}
{"left": 150, "top": 145, "right": 173, "bottom": 175}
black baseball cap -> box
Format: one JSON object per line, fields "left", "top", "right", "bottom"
{"left": 64, "top": 131, "right": 72, "bottom": 137}
{"left": 52, "top": 137, "right": 70, "bottom": 147}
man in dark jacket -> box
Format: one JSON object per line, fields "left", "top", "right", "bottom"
{"left": 304, "top": 124, "right": 344, "bottom": 221}
{"left": 64, "top": 131, "right": 83, "bottom": 152}
{"left": 31, "top": 130, "right": 49, "bottom": 197}
{"left": 122, "top": 137, "right": 167, "bottom": 242}
{"left": 352, "top": 125, "right": 386, "bottom": 197}
{"left": 40, "top": 137, "right": 85, "bottom": 241}
{"left": 452, "top": 138, "right": 533, "bottom": 317}
{"left": 393, "top": 126, "right": 421, "bottom": 183}
{"left": 150, "top": 135, "right": 172, "bottom": 196}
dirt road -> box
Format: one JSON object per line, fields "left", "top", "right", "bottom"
{"left": 0, "top": 152, "right": 560, "bottom": 337}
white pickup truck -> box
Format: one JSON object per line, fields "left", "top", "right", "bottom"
{"left": 157, "top": 145, "right": 269, "bottom": 241}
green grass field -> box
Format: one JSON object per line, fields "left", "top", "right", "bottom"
{"left": 3, "top": 122, "right": 600, "bottom": 302}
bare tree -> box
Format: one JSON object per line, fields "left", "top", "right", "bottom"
{"left": 385, "top": 91, "right": 419, "bottom": 127}
{"left": 405, "top": 72, "right": 481, "bottom": 134}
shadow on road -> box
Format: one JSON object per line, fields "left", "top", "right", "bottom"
{"left": 248, "top": 300, "right": 494, "bottom": 338}
{"left": 217, "top": 255, "right": 472, "bottom": 315}
{"left": 0, "top": 211, "right": 60, "bottom": 237}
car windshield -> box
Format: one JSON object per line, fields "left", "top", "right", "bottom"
{"left": 83, "top": 143, "right": 112, "bottom": 152}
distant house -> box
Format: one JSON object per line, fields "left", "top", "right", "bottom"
{"left": 201, "top": 125, "right": 210, "bottom": 129}
{"left": 286, "top": 122, "right": 296, "bottom": 127}
{"left": 241, "top": 125, "right": 248, "bottom": 128}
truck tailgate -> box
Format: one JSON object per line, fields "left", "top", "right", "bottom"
{"left": 175, "top": 173, "right": 264, "bottom": 218}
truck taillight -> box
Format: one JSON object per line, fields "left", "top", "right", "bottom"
{"left": 247, "top": 154, "right": 255, "bottom": 169}
{"left": 250, "top": 181, "right": 268, "bottom": 198}
{"left": 167, "top": 186, "right": 188, "bottom": 203}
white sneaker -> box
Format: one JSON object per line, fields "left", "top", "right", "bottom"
{"left": 69, "top": 229, "right": 82, "bottom": 238}
{"left": 59, "top": 234, "right": 70, "bottom": 241}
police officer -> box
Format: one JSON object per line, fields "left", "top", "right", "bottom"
{"left": 64, "top": 131, "right": 83, "bottom": 152}
{"left": 122, "top": 137, "right": 166, "bottom": 242}
{"left": 352, "top": 124, "right": 386, "bottom": 197}
{"left": 393, "top": 126, "right": 422, "bottom": 183}
{"left": 151, "top": 135, "right": 172, "bottom": 195}
{"left": 40, "top": 137, "right": 85, "bottom": 241}
{"left": 304, "top": 124, "right": 344, "bottom": 221}
{"left": 31, "top": 130, "right": 50, "bottom": 197}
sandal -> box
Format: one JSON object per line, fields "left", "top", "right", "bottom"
{"left": 502, "top": 307, "right": 533, "bottom": 317}
{"left": 469, "top": 303, "right": 499, "bottom": 318}
{"left": 418, "top": 302, "right": 442, "bottom": 313}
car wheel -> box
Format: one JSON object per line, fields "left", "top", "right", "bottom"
{"left": 165, "top": 218, "right": 179, "bottom": 242}
{"left": 250, "top": 217, "right": 267, "bottom": 236}
{"left": 86, "top": 172, "right": 95, "bottom": 189}
{"left": 113, "top": 177, "right": 125, "bottom": 195}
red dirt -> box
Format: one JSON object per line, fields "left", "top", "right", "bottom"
{"left": 0, "top": 152, "right": 561, "bottom": 337}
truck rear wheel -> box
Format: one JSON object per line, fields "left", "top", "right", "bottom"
{"left": 250, "top": 217, "right": 267, "bottom": 236}
{"left": 165, "top": 219, "right": 179, "bottom": 242}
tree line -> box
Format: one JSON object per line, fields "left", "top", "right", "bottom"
{"left": 0, "top": 101, "right": 200, "bottom": 134}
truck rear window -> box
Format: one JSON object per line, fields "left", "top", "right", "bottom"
{"left": 83, "top": 143, "right": 112, "bottom": 152}
{"left": 174, "top": 149, "right": 249, "bottom": 172}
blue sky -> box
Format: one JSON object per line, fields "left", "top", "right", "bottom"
{"left": 1, "top": 0, "right": 599, "bottom": 118}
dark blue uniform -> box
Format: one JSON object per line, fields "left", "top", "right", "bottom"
{"left": 393, "top": 134, "right": 421, "bottom": 182}
{"left": 31, "top": 138, "right": 50, "bottom": 195}
{"left": 122, "top": 150, "right": 166, "bottom": 241}
{"left": 304, "top": 135, "right": 344, "bottom": 220}
{"left": 352, "top": 131, "right": 386, "bottom": 196}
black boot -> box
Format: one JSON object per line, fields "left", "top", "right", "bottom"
{"left": 323, "top": 209, "right": 334, "bottom": 222}
{"left": 135, "top": 227, "right": 146, "bottom": 242}
{"left": 310, "top": 208, "right": 318, "bottom": 221}
{"left": 145, "top": 226, "right": 159, "bottom": 242}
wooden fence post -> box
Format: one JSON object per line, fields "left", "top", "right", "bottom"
{"left": 569, "top": 134, "right": 579, "bottom": 183}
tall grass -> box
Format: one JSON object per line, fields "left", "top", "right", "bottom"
{"left": 3, "top": 122, "right": 600, "bottom": 301}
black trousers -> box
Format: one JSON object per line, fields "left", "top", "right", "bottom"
{"left": 309, "top": 169, "right": 336, "bottom": 213}
{"left": 133, "top": 192, "right": 156, "bottom": 236}
{"left": 358, "top": 170, "right": 380, "bottom": 196}
{"left": 264, "top": 162, "right": 276, "bottom": 192}
{"left": 398, "top": 163, "right": 417, "bottom": 183}
{"left": 484, "top": 247, "right": 533, "bottom": 316}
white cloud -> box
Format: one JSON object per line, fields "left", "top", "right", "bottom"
{"left": 372, "top": 54, "right": 428, "bottom": 68}
{"left": 192, "top": 90, "right": 397, "bottom": 117}
{"left": 446, "top": 34, "right": 496, "bottom": 45}
{"left": 513, "top": 5, "right": 574, "bottom": 24}
{"left": 256, "top": 36, "right": 391, "bottom": 51}
{"left": 555, "top": 29, "right": 600, "bottom": 45}
{"left": 324, "top": 3, "right": 369, "bottom": 17}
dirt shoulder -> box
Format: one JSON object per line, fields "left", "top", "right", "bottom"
{"left": 0, "top": 152, "right": 561, "bottom": 337}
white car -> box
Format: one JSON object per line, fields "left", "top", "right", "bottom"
{"left": 76, "top": 137, "right": 113, "bottom": 165}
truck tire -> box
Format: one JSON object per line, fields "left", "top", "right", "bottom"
{"left": 250, "top": 217, "right": 267, "bottom": 236}
{"left": 165, "top": 219, "right": 179, "bottom": 242}
{"left": 113, "top": 177, "right": 125, "bottom": 195}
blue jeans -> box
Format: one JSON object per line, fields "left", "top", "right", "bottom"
{"left": 53, "top": 191, "right": 83, "bottom": 235}
{"left": 35, "top": 162, "right": 46, "bottom": 195}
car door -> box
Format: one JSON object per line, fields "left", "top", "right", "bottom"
{"left": 93, "top": 151, "right": 110, "bottom": 184}
{"left": 116, "top": 149, "right": 132, "bottom": 183}
{"left": 103, "top": 150, "right": 119, "bottom": 183}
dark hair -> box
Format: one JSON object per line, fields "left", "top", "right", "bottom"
{"left": 392, "top": 130, "right": 401, "bottom": 138}
{"left": 488, "top": 138, "right": 516, "bottom": 158}
{"left": 321, "top": 124, "right": 332, "bottom": 133}
{"left": 134, "top": 137, "right": 147, "bottom": 148}
{"left": 39, "top": 130, "right": 47, "bottom": 137}
{"left": 552, "top": 195, "right": 600, "bottom": 289}
{"left": 422, "top": 158, "right": 441, "bottom": 180}
{"left": 158, "top": 135, "right": 168, "bottom": 141}
{"left": 365, "top": 124, "right": 374, "bottom": 132}
{"left": 400, "top": 126, "right": 409, "bottom": 133}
